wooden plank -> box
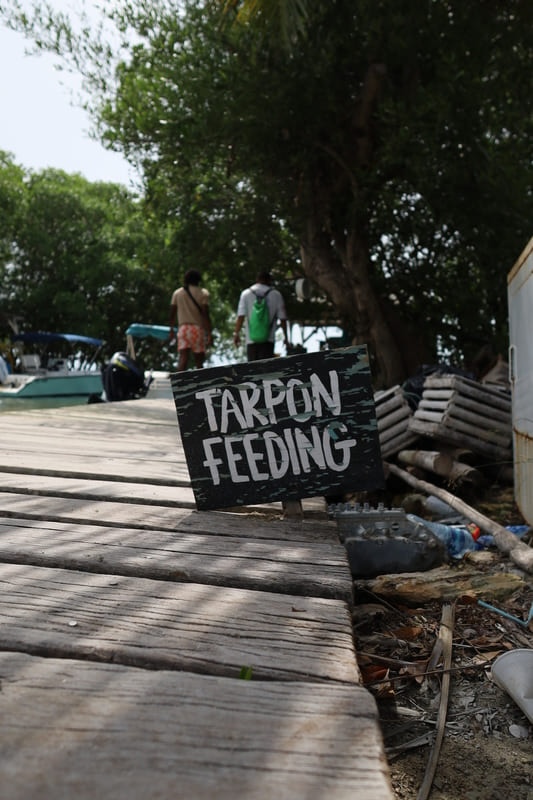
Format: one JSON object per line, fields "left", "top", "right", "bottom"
{"left": 421, "top": 389, "right": 511, "bottom": 425}
{"left": 0, "top": 514, "right": 353, "bottom": 600}
{"left": 0, "top": 471, "right": 325, "bottom": 514}
{"left": 0, "top": 469, "right": 196, "bottom": 508}
{"left": 0, "top": 398, "right": 394, "bottom": 799}
{"left": 374, "top": 384, "right": 401, "bottom": 402}
{"left": 0, "top": 397, "right": 187, "bottom": 482}
{"left": 0, "top": 563, "right": 358, "bottom": 682}
{"left": 1, "top": 404, "right": 333, "bottom": 512}
{"left": 0, "top": 652, "right": 393, "bottom": 800}
{"left": 0, "top": 429, "right": 188, "bottom": 475}
{"left": 0, "top": 448, "right": 189, "bottom": 483}
{"left": 0, "top": 474, "right": 331, "bottom": 530}
{"left": 1, "top": 395, "right": 177, "bottom": 425}
{"left": 1, "top": 418, "right": 182, "bottom": 450}
{"left": 0, "top": 470, "right": 327, "bottom": 518}
{"left": 372, "top": 386, "right": 418, "bottom": 458}
{"left": 0, "top": 417, "right": 181, "bottom": 454}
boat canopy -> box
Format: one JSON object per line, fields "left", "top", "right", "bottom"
{"left": 125, "top": 324, "right": 171, "bottom": 341}
{"left": 12, "top": 332, "right": 104, "bottom": 347}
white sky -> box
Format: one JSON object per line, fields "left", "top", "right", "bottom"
{"left": 0, "top": 11, "right": 134, "bottom": 186}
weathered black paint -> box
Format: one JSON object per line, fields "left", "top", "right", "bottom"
{"left": 171, "top": 346, "right": 383, "bottom": 510}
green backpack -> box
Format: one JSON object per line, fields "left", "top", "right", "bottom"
{"left": 248, "top": 289, "right": 272, "bottom": 343}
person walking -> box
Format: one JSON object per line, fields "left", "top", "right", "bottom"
{"left": 233, "top": 271, "right": 289, "bottom": 361}
{"left": 169, "top": 269, "right": 213, "bottom": 371}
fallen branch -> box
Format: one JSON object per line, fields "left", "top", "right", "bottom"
{"left": 354, "top": 565, "right": 525, "bottom": 604}
{"left": 385, "top": 462, "right": 533, "bottom": 574}
{"left": 364, "top": 659, "right": 490, "bottom": 687}
{"left": 417, "top": 602, "right": 455, "bottom": 800}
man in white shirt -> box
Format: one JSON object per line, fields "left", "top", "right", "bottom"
{"left": 233, "top": 271, "right": 289, "bottom": 361}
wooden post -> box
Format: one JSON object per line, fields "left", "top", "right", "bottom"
{"left": 282, "top": 499, "right": 304, "bottom": 518}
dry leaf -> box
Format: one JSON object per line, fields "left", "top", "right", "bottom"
{"left": 391, "top": 625, "right": 424, "bottom": 641}
{"left": 399, "top": 660, "right": 430, "bottom": 685}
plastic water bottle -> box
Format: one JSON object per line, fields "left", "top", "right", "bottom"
{"left": 406, "top": 514, "right": 480, "bottom": 559}
{"left": 477, "top": 525, "right": 529, "bottom": 550}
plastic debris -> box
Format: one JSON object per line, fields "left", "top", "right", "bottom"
{"left": 406, "top": 514, "right": 480, "bottom": 559}
{"left": 328, "top": 503, "right": 446, "bottom": 576}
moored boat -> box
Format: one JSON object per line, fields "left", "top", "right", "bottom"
{"left": 0, "top": 332, "right": 104, "bottom": 399}
{"left": 98, "top": 323, "right": 172, "bottom": 402}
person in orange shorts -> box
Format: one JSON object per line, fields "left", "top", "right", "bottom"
{"left": 169, "top": 269, "right": 213, "bottom": 370}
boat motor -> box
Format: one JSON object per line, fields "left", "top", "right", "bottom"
{"left": 102, "top": 351, "right": 151, "bottom": 402}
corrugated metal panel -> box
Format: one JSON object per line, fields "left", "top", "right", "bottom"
{"left": 507, "top": 236, "right": 533, "bottom": 525}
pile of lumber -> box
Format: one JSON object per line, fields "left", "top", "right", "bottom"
{"left": 408, "top": 374, "right": 512, "bottom": 462}
{"left": 374, "top": 385, "right": 418, "bottom": 459}
{"left": 374, "top": 373, "right": 512, "bottom": 484}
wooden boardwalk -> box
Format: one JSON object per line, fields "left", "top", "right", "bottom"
{"left": 0, "top": 390, "right": 393, "bottom": 799}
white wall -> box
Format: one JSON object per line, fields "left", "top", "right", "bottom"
{"left": 507, "top": 236, "right": 533, "bottom": 525}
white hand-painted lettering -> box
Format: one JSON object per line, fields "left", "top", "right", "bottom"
{"left": 224, "top": 436, "right": 248, "bottom": 482}
{"left": 202, "top": 436, "right": 225, "bottom": 484}
{"left": 238, "top": 382, "right": 269, "bottom": 428}
{"left": 263, "top": 431, "right": 290, "bottom": 479}
{"left": 242, "top": 433, "right": 270, "bottom": 481}
{"left": 293, "top": 426, "right": 326, "bottom": 472}
{"left": 286, "top": 378, "right": 313, "bottom": 421}
{"left": 195, "top": 388, "right": 221, "bottom": 432}
{"left": 322, "top": 423, "right": 357, "bottom": 471}
{"left": 200, "top": 424, "right": 357, "bottom": 485}
{"left": 262, "top": 378, "right": 286, "bottom": 424}
{"left": 220, "top": 389, "right": 248, "bottom": 433}
{"left": 311, "top": 370, "right": 341, "bottom": 416}
{"left": 195, "top": 371, "right": 342, "bottom": 433}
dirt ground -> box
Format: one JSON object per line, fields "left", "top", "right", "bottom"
{"left": 351, "top": 486, "right": 533, "bottom": 800}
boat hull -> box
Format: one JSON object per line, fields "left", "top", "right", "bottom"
{"left": 0, "top": 371, "right": 103, "bottom": 399}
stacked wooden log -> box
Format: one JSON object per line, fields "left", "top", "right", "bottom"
{"left": 396, "top": 449, "right": 486, "bottom": 490}
{"left": 408, "top": 374, "right": 512, "bottom": 462}
{"left": 374, "top": 373, "right": 512, "bottom": 485}
{"left": 373, "top": 385, "right": 418, "bottom": 459}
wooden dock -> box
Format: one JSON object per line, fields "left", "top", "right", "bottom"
{"left": 0, "top": 390, "right": 393, "bottom": 799}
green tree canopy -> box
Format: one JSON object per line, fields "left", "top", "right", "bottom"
{"left": 3, "top": 0, "right": 532, "bottom": 386}
{"left": 0, "top": 156, "right": 171, "bottom": 358}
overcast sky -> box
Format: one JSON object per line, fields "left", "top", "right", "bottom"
{"left": 0, "top": 15, "right": 134, "bottom": 187}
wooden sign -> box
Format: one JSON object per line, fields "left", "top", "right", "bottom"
{"left": 170, "top": 346, "right": 383, "bottom": 510}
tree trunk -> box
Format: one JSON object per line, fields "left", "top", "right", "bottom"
{"left": 300, "top": 225, "right": 416, "bottom": 388}
{"left": 297, "top": 62, "right": 432, "bottom": 389}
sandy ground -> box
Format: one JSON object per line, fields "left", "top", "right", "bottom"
{"left": 383, "top": 668, "right": 533, "bottom": 799}
{"left": 352, "top": 547, "right": 532, "bottom": 800}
